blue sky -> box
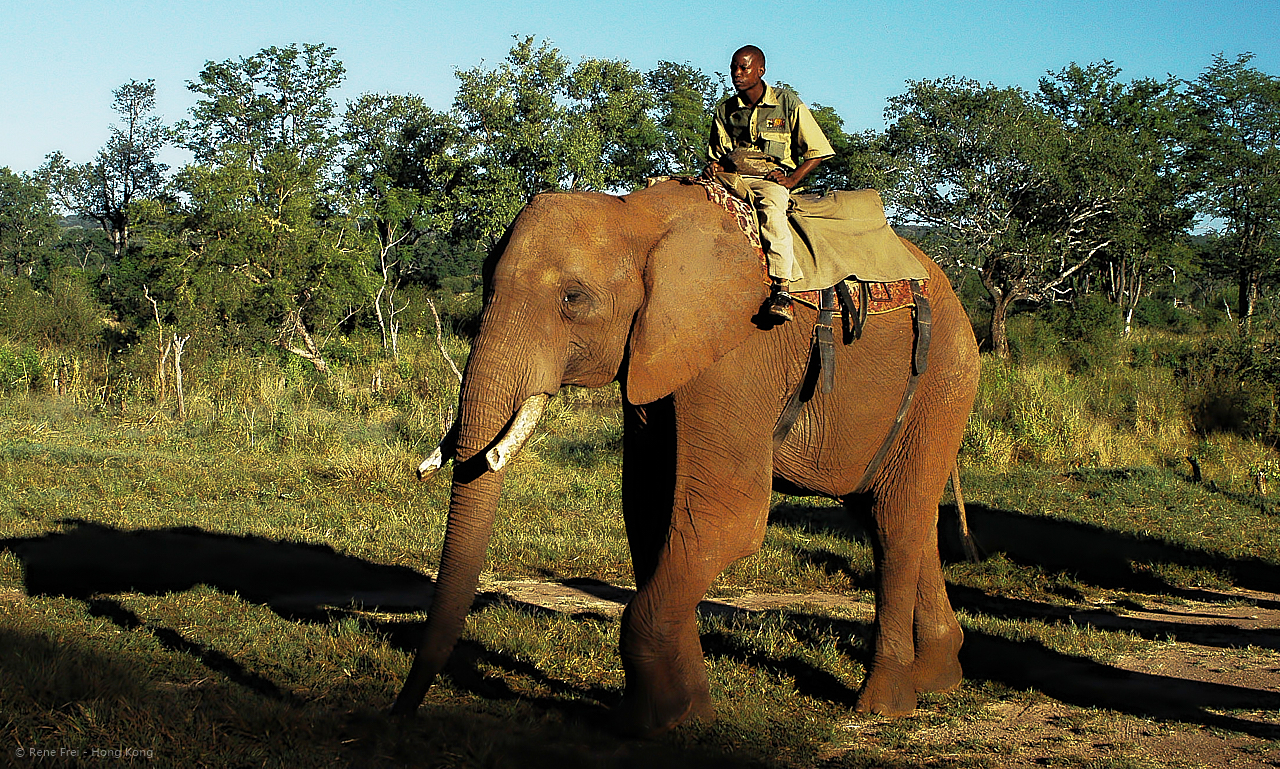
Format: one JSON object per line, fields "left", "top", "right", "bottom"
{"left": 2, "top": 0, "right": 1276, "bottom": 174}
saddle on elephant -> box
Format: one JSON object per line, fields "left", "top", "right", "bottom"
{"left": 660, "top": 173, "right": 928, "bottom": 316}
{"left": 657, "top": 173, "right": 936, "bottom": 458}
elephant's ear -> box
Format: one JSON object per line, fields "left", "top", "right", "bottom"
{"left": 625, "top": 216, "right": 767, "bottom": 405}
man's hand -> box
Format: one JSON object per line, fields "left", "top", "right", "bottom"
{"left": 765, "top": 168, "right": 797, "bottom": 189}
{"left": 766, "top": 157, "right": 823, "bottom": 190}
{"left": 701, "top": 161, "right": 723, "bottom": 180}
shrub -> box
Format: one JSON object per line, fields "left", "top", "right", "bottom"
{"left": 0, "top": 344, "right": 43, "bottom": 393}
{"left": 2, "top": 270, "right": 107, "bottom": 349}
{"left": 1058, "top": 293, "right": 1123, "bottom": 372}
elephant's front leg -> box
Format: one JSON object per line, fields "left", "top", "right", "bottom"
{"left": 615, "top": 395, "right": 772, "bottom": 736}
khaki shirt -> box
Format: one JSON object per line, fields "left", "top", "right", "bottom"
{"left": 708, "top": 83, "right": 835, "bottom": 172}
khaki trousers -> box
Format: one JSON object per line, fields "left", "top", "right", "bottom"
{"left": 742, "top": 176, "right": 801, "bottom": 283}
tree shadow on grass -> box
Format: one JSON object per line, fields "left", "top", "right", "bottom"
{"left": 9, "top": 513, "right": 1280, "bottom": 742}
{"left": 694, "top": 602, "right": 1280, "bottom": 740}
{"left": 751, "top": 499, "right": 1280, "bottom": 737}
{"left": 960, "top": 501, "right": 1280, "bottom": 598}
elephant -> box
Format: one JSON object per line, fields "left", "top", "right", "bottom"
{"left": 392, "top": 178, "right": 981, "bottom": 737}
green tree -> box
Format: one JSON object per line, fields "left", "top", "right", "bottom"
{"left": 40, "top": 79, "right": 168, "bottom": 264}
{"left": 452, "top": 36, "right": 666, "bottom": 245}
{"left": 646, "top": 61, "right": 722, "bottom": 176}
{"left": 1186, "top": 53, "right": 1280, "bottom": 333}
{"left": 146, "top": 44, "right": 362, "bottom": 367}
{"left": 564, "top": 57, "right": 662, "bottom": 190}
{"left": 453, "top": 36, "right": 570, "bottom": 245}
{"left": 177, "top": 43, "right": 345, "bottom": 173}
{"left": 341, "top": 93, "right": 474, "bottom": 354}
{"left": 0, "top": 168, "right": 60, "bottom": 277}
{"left": 885, "top": 78, "right": 1071, "bottom": 356}
{"left": 1037, "top": 62, "right": 1196, "bottom": 335}
{"left": 804, "top": 104, "right": 892, "bottom": 194}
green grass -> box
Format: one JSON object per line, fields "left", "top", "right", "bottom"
{"left": 4, "top": 335, "right": 1280, "bottom": 766}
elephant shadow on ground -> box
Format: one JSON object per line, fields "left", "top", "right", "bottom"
{"left": 0, "top": 520, "right": 617, "bottom": 722}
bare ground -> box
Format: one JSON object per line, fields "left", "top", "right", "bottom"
{"left": 493, "top": 578, "right": 1280, "bottom": 768}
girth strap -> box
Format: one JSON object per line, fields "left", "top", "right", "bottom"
{"left": 853, "top": 279, "right": 931, "bottom": 493}
{"left": 771, "top": 278, "right": 934, "bottom": 493}
{"left": 816, "top": 286, "right": 836, "bottom": 394}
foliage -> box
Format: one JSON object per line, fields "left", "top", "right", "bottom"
{"left": 145, "top": 152, "right": 369, "bottom": 354}
{"left": 884, "top": 77, "right": 1069, "bottom": 355}
{"left": 39, "top": 80, "right": 168, "bottom": 263}
{"left": 177, "top": 43, "right": 346, "bottom": 172}
{"left": 0, "top": 270, "right": 105, "bottom": 349}
{"left": 0, "top": 167, "right": 60, "bottom": 277}
{"left": 885, "top": 67, "right": 1196, "bottom": 357}
{"left": 1185, "top": 53, "right": 1280, "bottom": 332}
{"left": 341, "top": 93, "right": 475, "bottom": 355}
{"left": 645, "top": 61, "right": 723, "bottom": 176}
{"left": 1037, "top": 63, "right": 1197, "bottom": 336}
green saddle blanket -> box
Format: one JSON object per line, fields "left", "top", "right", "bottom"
{"left": 714, "top": 173, "right": 927, "bottom": 290}
{"left": 788, "top": 189, "right": 928, "bottom": 290}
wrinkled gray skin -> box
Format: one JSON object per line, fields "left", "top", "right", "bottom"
{"left": 393, "top": 180, "right": 980, "bottom": 736}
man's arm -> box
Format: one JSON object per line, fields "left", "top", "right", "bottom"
{"left": 765, "top": 157, "right": 822, "bottom": 190}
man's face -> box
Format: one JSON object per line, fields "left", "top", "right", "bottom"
{"left": 730, "top": 51, "right": 765, "bottom": 95}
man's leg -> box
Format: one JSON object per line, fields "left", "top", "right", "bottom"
{"left": 747, "top": 177, "right": 798, "bottom": 321}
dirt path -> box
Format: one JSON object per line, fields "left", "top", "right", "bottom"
{"left": 490, "top": 578, "right": 1280, "bottom": 768}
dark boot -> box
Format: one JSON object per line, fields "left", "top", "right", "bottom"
{"left": 764, "top": 284, "right": 794, "bottom": 322}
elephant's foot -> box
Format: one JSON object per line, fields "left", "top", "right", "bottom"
{"left": 911, "top": 626, "right": 964, "bottom": 694}
{"left": 613, "top": 685, "right": 713, "bottom": 738}
{"left": 855, "top": 661, "right": 918, "bottom": 717}
{"left": 911, "top": 655, "right": 963, "bottom": 695}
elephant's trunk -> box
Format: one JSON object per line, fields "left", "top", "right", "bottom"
{"left": 395, "top": 388, "right": 553, "bottom": 714}
{"left": 393, "top": 453, "right": 504, "bottom": 714}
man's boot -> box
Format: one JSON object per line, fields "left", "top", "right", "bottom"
{"left": 764, "top": 281, "right": 794, "bottom": 322}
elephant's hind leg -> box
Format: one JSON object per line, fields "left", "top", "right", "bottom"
{"left": 853, "top": 489, "right": 929, "bottom": 716}
{"left": 910, "top": 524, "right": 963, "bottom": 695}
{"left": 853, "top": 454, "right": 962, "bottom": 715}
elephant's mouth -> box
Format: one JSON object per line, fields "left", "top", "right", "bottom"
{"left": 418, "top": 393, "right": 551, "bottom": 479}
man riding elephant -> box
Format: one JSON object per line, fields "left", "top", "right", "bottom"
{"left": 703, "top": 44, "right": 835, "bottom": 322}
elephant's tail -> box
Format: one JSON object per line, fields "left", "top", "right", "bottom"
{"left": 951, "top": 462, "right": 983, "bottom": 563}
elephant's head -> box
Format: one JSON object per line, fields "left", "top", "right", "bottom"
{"left": 394, "top": 182, "right": 767, "bottom": 712}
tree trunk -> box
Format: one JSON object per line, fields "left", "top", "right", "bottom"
{"left": 1239, "top": 268, "right": 1260, "bottom": 335}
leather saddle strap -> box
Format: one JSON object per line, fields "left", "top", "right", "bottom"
{"left": 773, "top": 285, "right": 836, "bottom": 450}
{"left": 816, "top": 286, "right": 836, "bottom": 394}
{"left": 772, "top": 333, "right": 821, "bottom": 451}
{"left": 833, "top": 280, "right": 866, "bottom": 342}
{"left": 854, "top": 280, "right": 932, "bottom": 493}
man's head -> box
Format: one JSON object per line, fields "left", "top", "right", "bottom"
{"left": 730, "top": 45, "right": 766, "bottom": 98}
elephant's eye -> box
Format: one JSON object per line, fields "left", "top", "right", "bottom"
{"left": 560, "top": 286, "right": 592, "bottom": 318}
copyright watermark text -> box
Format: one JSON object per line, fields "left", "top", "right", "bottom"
{"left": 14, "top": 746, "right": 155, "bottom": 761}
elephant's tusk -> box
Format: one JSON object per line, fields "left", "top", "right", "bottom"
{"left": 417, "top": 419, "right": 459, "bottom": 480}
{"left": 485, "top": 393, "right": 550, "bottom": 473}
{"left": 417, "top": 445, "right": 449, "bottom": 479}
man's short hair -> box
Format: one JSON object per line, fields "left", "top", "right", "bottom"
{"left": 734, "top": 45, "right": 765, "bottom": 67}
